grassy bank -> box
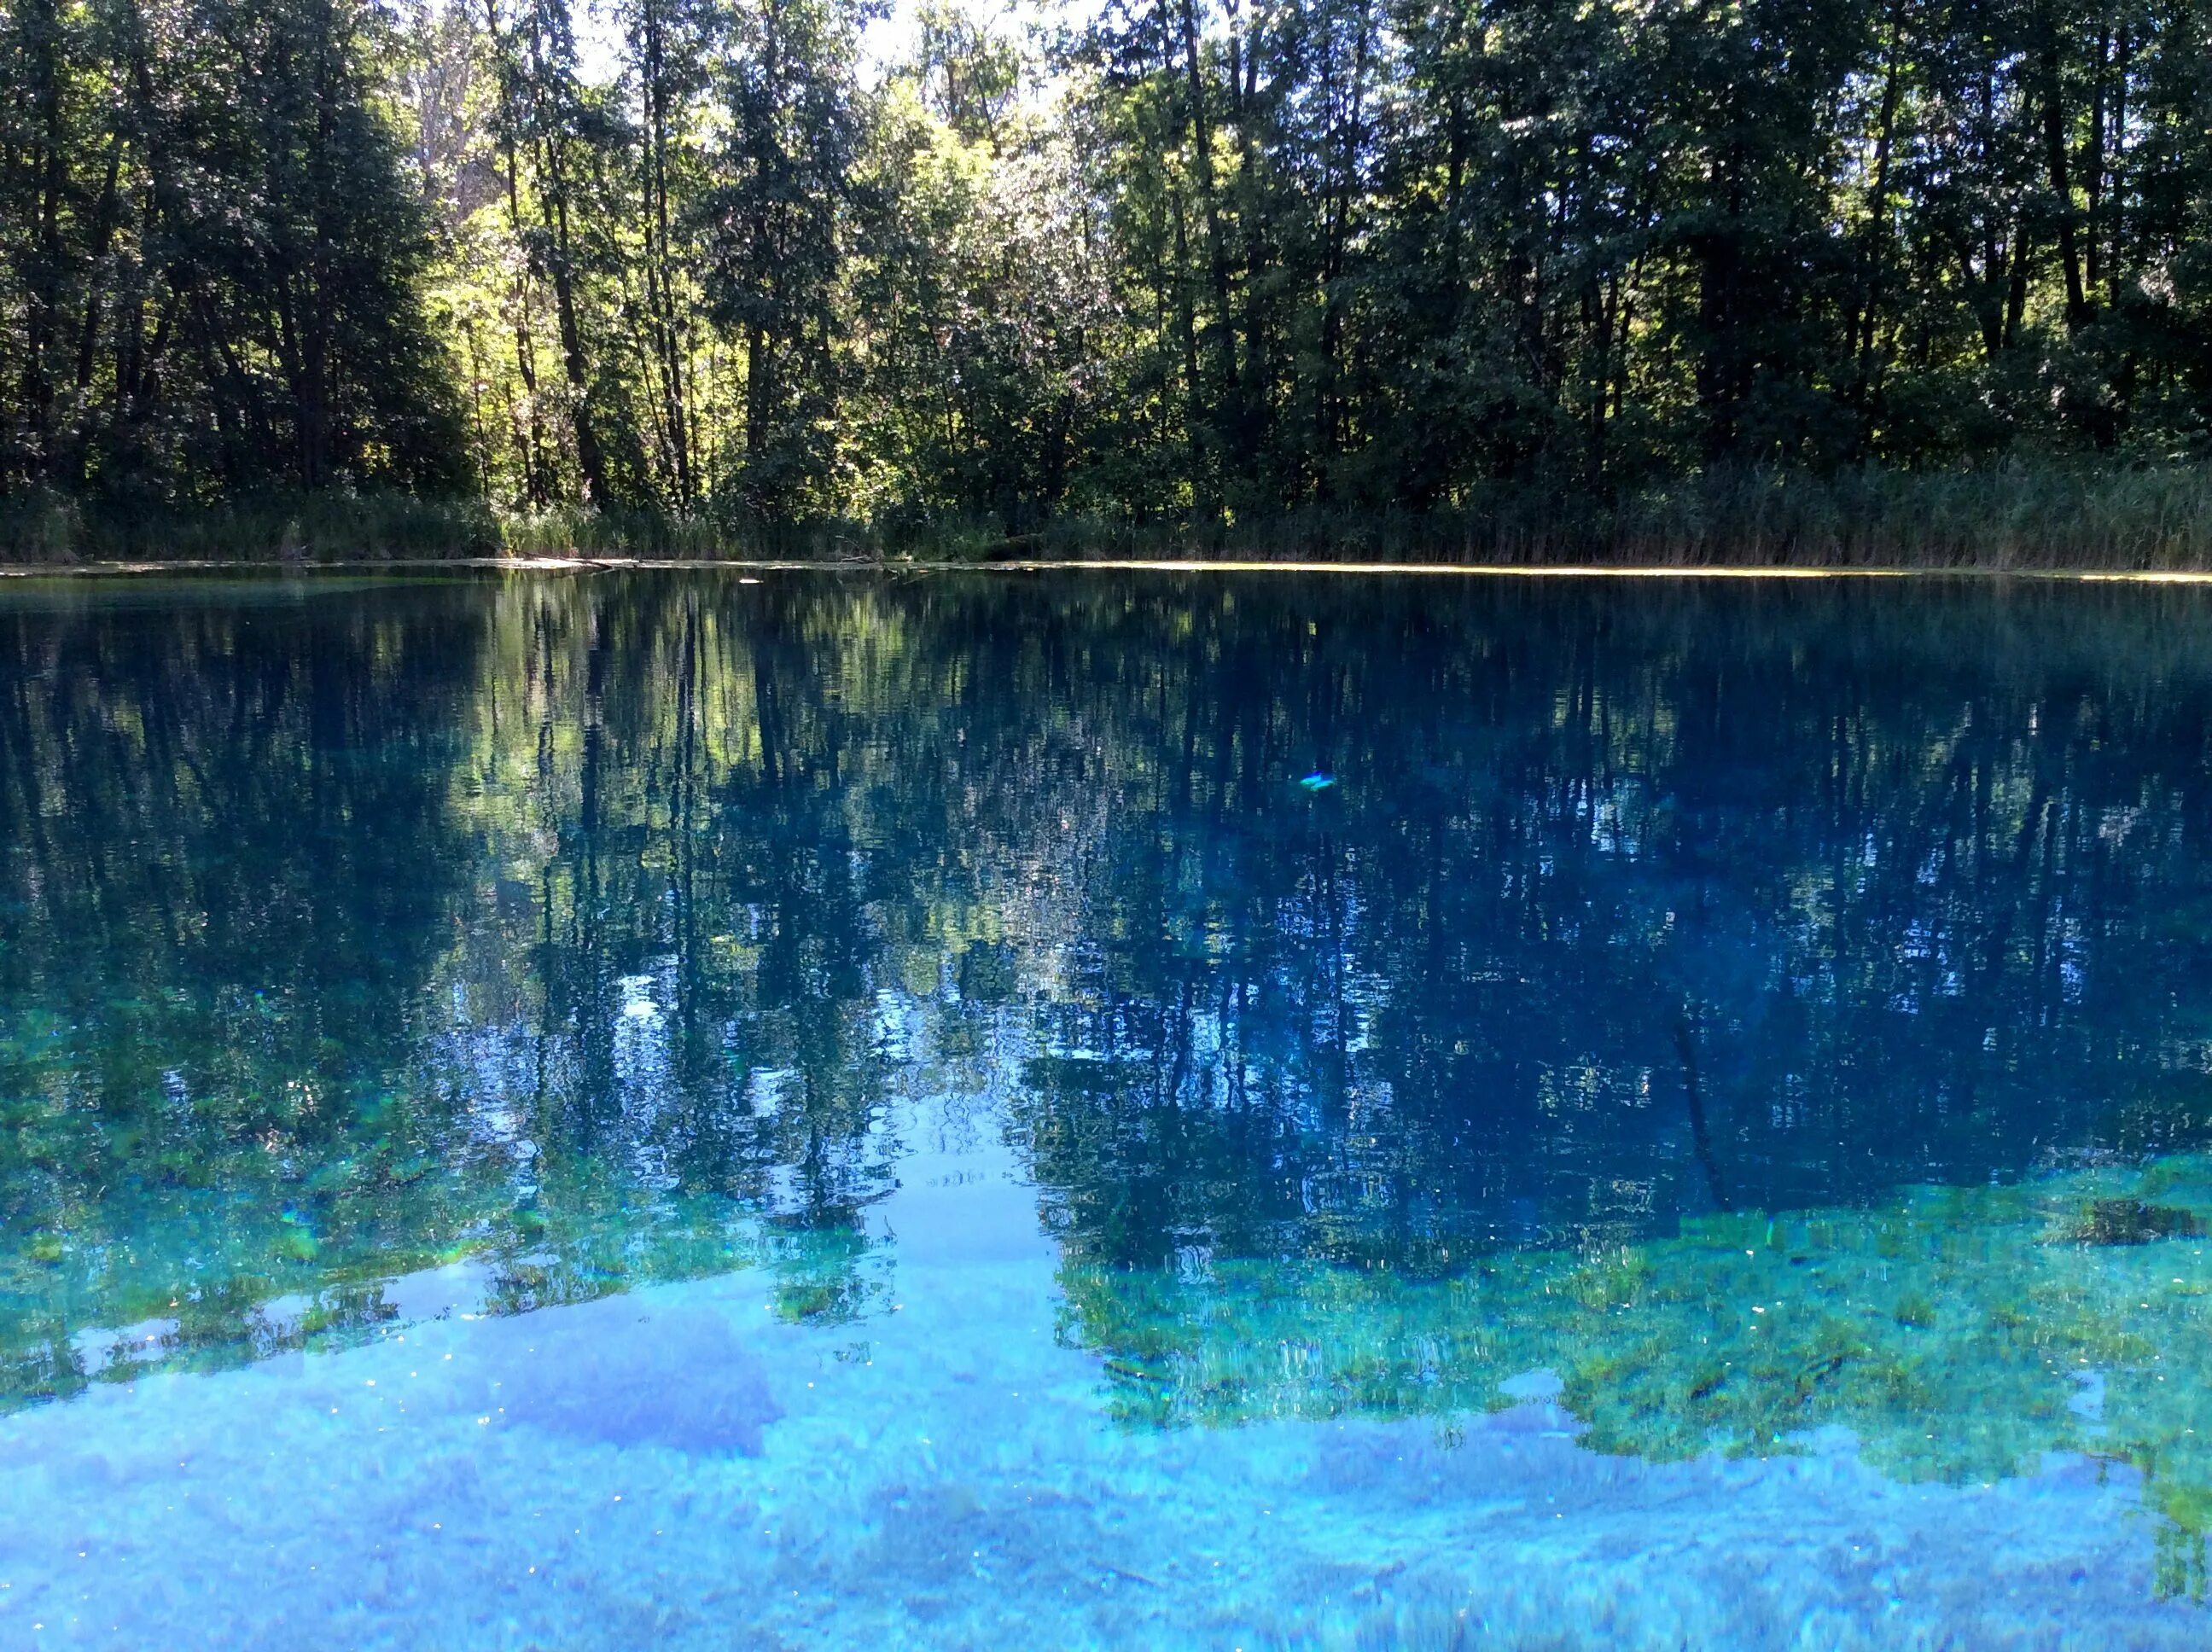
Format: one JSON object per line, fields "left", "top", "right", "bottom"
{"left": 0, "top": 490, "right": 876, "bottom": 565}
{"left": 8, "top": 461, "right": 2212, "bottom": 570}
{"left": 987, "top": 461, "right": 2212, "bottom": 569}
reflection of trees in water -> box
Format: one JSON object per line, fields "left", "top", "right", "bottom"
{"left": 7, "top": 573, "right": 2212, "bottom": 1409}
{"left": 433, "top": 569, "right": 2212, "bottom": 1281}
{"left": 447, "top": 579, "right": 916, "bottom": 1290}
{"left": 0, "top": 578, "right": 923, "bottom": 1402}
{"left": 985, "top": 576, "right": 2212, "bottom": 1272}
{"left": 0, "top": 583, "right": 497, "bottom": 1394}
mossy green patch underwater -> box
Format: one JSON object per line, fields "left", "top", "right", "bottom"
{"left": 1062, "top": 1152, "right": 2212, "bottom": 1553}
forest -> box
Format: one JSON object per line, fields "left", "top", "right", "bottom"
{"left": 2, "top": 0, "right": 2210, "bottom": 560}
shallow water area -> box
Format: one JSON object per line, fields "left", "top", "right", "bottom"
{"left": 0, "top": 1248, "right": 2198, "bottom": 1650}
{"left": 4, "top": 568, "right": 2212, "bottom": 1647}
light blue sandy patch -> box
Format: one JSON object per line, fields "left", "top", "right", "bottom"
{"left": 0, "top": 1252, "right": 2197, "bottom": 1650}
{"left": 487, "top": 1295, "right": 782, "bottom": 1457}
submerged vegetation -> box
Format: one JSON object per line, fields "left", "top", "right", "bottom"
{"left": 3, "top": 0, "right": 2212, "bottom": 561}
{"left": 1060, "top": 1153, "right": 2212, "bottom": 1555}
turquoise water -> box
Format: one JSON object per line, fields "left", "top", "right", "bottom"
{"left": 4, "top": 570, "right": 2212, "bottom": 1646}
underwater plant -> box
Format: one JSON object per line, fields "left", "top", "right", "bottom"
{"left": 1057, "top": 1151, "right": 2212, "bottom": 1554}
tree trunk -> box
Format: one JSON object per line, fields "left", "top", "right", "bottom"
{"left": 2038, "top": 15, "right": 2090, "bottom": 329}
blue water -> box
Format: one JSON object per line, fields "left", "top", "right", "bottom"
{"left": 4, "top": 570, "right": 2212, "bottom": 1646}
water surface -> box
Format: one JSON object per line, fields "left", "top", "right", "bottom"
{"left": 4, "top": 570, "right": 2212, "bottom": 1646}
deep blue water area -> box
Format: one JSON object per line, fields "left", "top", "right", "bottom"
{"left": 5, "top": 569, "right": 2212, "bottom": 1647}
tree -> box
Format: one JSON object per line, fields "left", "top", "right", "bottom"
{"left": 695, "top": 0, "right": 874, "bottom": 519}
{"left": 0, "top": 0, "right": 465, "bottom": 500}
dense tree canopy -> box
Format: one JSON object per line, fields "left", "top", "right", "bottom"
{"left": 0, "top": 0, "right": 468, "bottom": 498}
{"left": 3, "top": 0, "right": 2209, "bottom": 529}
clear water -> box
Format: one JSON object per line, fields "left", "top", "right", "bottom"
{"left": 4, "top": 570, "right": 2212, "bottom": 1647}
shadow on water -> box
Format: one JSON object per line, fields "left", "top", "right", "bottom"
{"left": 8, "top": 571, "right": 2212, "bottom": 1562}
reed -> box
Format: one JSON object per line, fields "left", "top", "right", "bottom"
{"left": 931, "top": 461, "right": 2212, "bottom": 569}
{"left": 0, "top": 488, "right": 900, "bottom": 566}
{"left": 0, "top": 488, "right": 499, "bottom": 563}
{"left": 7, "top": 461, "right": 2212, "bottom": 570}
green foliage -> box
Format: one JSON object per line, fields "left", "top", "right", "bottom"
{"left": 0, "top": 0, "right": 468, "bottom": 500}
{"left": 880, "top": 461, "right": 2212, "bottom": 569}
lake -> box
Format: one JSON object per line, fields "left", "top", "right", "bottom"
{"left": 3, "top": 568, "right": 2212, "bottom": 1647}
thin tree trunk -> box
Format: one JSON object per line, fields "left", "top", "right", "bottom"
{"left": 2038, "top": 15, "right": 2090, "bottom": 328}
{"left": 538, "top": 137, "right": 612, "bottom": 503}
{"left": 1852, "top": 0, "right": 1906, "bottom": 413}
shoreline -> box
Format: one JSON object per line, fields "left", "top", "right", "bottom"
{"left": 10, "top": 556, "right": 2212, "bottom": 582}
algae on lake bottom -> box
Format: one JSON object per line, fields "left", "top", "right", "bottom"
{"left": 1059, "top": 1150, "right": 2212, "bottom": 1562}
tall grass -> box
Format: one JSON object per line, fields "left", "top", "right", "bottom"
{"left": 926, "top": 462, "right": 2212, "bottom": 570}
{"left": 0, "top": 489, "right": 501, "bottom": 563}
{"left": 493, "top": 504, "right": 880, "bottom": 561}
{"left": 7, "top": 462, "right": 2212, "bottom": 570}
{"left": 0, "top": 490, "right": 887, "bottom": 565}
